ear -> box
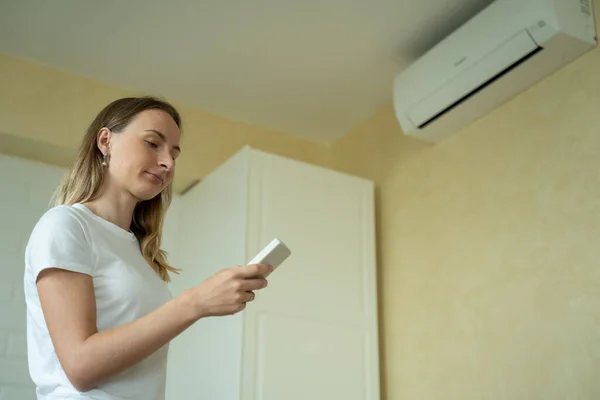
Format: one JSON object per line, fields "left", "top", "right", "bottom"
{"left": 96, "top": 127, "right": 112, "bottom": 155}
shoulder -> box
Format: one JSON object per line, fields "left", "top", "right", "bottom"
{"left": 32, "top": 205, "right": 88, "bottom": 236}
{"left": 40, "top": 204, "right": 87, "bottom": 222}
{"left": 25, "top": 205, "right": 96, "bottom": 279}
{"left": 27, "top": 204, "right": 94, "bottom": 252}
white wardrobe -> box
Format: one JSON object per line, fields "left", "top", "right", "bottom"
{"left": 163, "top": 146, "right": 380, "bottom": 400}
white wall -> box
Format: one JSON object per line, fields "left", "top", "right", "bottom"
{"left": 0, "top": 153, "right": 181, "bottom": 399}
{"left": 164, "top": 148, "right": 248, "bottom": 400}
{"left": 0, "top": 154, "right": 66, "bottom": 399}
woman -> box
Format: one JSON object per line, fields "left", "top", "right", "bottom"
{"left": 23, "top": 96, "right": 272, "bottom": 400}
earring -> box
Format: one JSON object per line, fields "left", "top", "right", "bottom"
{"left": 102, "top": 153, "right": 108, "bottom": 167}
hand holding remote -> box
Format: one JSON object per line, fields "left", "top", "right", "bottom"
{"left": 185, "top": 263, "right": 273, "bottom": 319}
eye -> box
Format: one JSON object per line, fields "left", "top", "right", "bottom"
{"left": 145, "top": 140, "right": 158, "bottom": 149}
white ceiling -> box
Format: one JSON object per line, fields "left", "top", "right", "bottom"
{"left": 0, "top": 0, "right": 495, "bottom": 143}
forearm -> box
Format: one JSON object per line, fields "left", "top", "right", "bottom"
{"left": 69, "top": 291, "right": 197, "bottom": 391}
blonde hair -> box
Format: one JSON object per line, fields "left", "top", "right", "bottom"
{"left": 53, "top": 96, "right": 182, "bottom": 283}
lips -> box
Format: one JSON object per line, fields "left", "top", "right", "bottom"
{"left": 146, "top": 172, "right": 165, "bottom": 185}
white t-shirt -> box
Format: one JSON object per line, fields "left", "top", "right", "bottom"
{"left": 24, "top": 203, "right": 173, "bottom": 400}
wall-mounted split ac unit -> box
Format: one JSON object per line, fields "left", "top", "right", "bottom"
{"left": 393, "top": 0, "right": 597, "bottom": 142}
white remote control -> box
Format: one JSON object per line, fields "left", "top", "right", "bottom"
{"left": 246, "top": 238, "right": 291, "bottom": 278}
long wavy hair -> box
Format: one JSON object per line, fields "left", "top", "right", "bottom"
{"left": 53, "top": 96, "right": 182, "bottom": 282}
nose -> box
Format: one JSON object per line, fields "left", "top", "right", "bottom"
{"left": 159, "top": 152, "right": 174, "bottom": 171}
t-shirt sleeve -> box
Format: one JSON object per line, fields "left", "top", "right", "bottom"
{"left": 25, "top": 206, "right": 95, "bottom": 281}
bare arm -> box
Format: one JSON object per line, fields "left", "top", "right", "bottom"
{"left": 37, "top": 263, "right": 273, "bottom": 392}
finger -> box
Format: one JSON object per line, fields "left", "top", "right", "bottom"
{"left": 233, "top": 303, "right": 246, "bottom": 313}
{"left": 234, "top": 291, "right": 254, "bottom": 306}
{"left": 238, "top": 277, "right": 268, "bottom": 292}
{"left": 237, "top": 263, "right": 274, "bottom": 279}
{"left": 244, "top": 291, "right": 255, "bottom": 303}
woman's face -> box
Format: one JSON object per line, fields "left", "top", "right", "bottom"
{"left": 98, "top": 109, "right": 181, "bottom": 201}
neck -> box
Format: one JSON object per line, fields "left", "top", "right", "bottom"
{"left": 83, "top": 184, "right": 138, "bottom": 232}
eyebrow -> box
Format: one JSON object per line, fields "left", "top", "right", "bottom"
{"left": 145, "top": 129, "right": 181, "bottom": 153}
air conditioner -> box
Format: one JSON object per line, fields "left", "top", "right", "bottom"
{"left": 393, "top": 0, "right": 597, "bottom": 142}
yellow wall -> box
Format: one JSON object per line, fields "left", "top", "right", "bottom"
{"left": 332, "top": 10, "right": 600, "bottom": 400}
{"left": 0, "top": 53, "right": 330, "bottom": 194}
